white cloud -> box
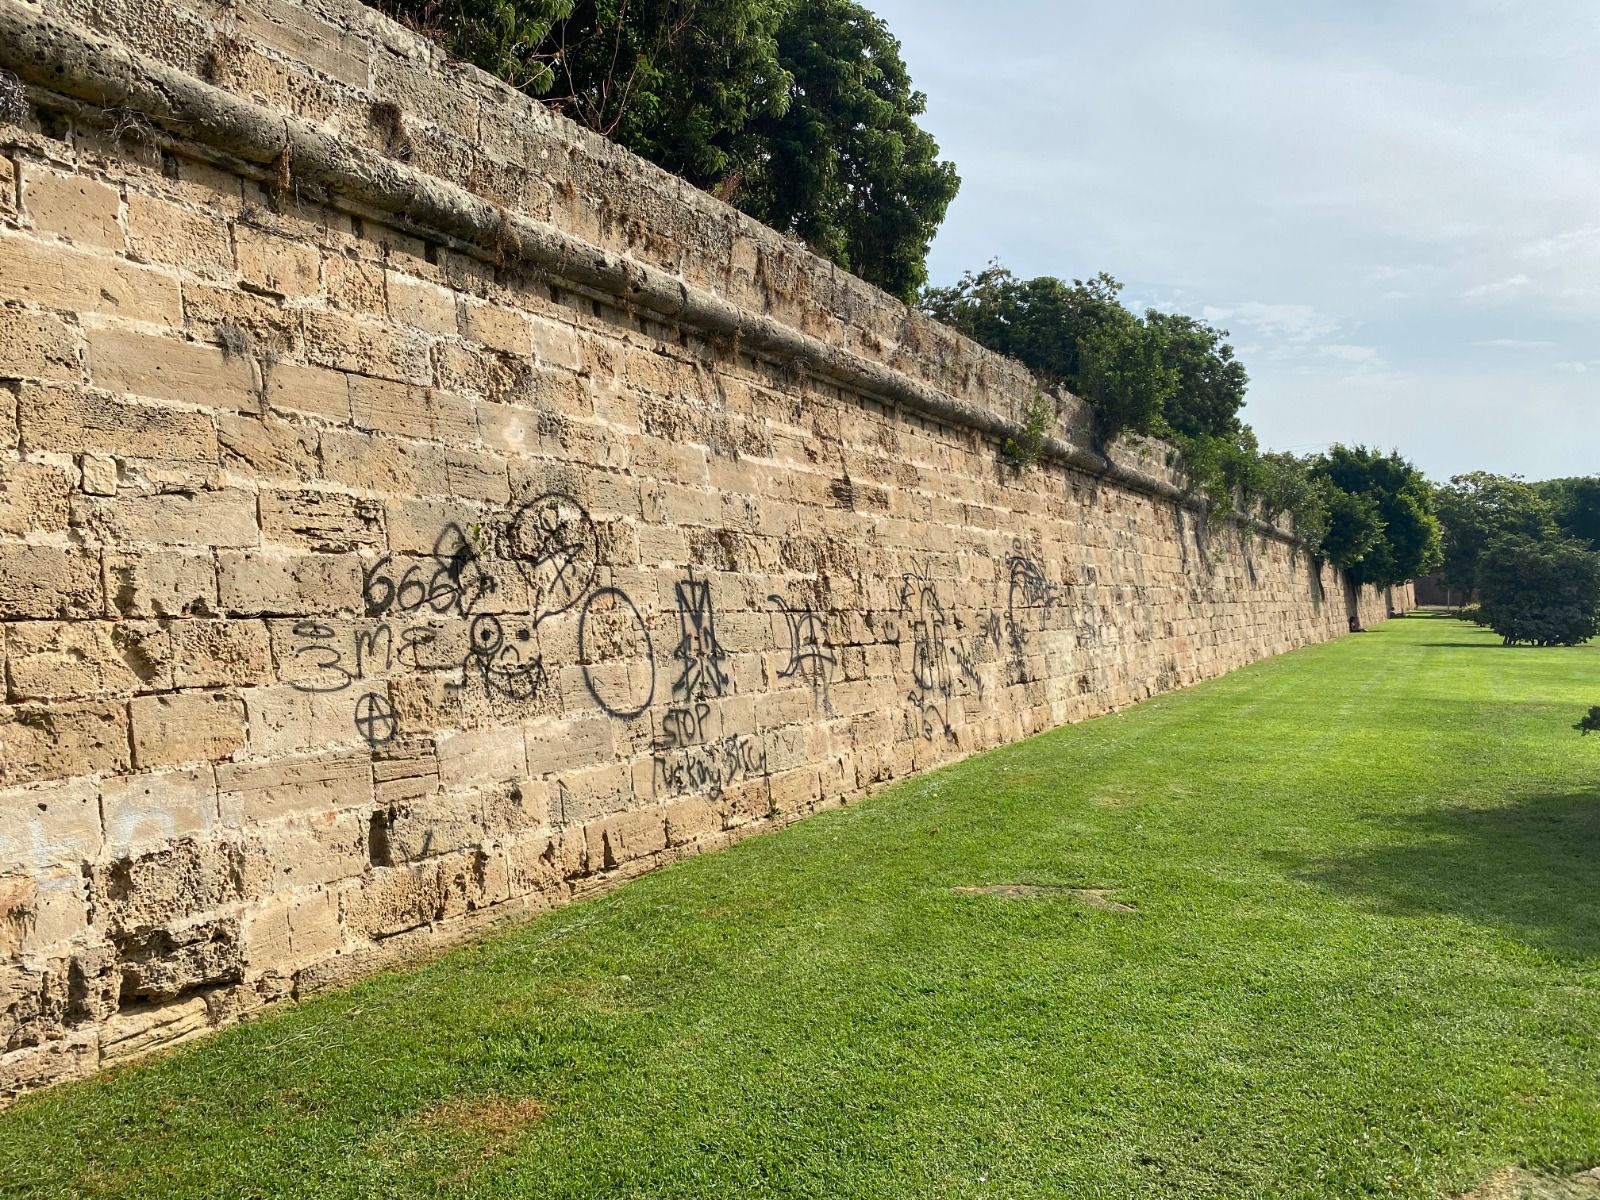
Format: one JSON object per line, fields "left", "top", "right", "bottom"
{"left": 1463, "top": 274, "right": 1532, "bottom": 300}
{"left": 1476, "top": 338, "right": 1555, "bottom": 349}
{"left": 1319, "top": 344, "right": 1381, "bottom": 364}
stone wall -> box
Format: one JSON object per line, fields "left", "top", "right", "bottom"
{"left": 0, "top": 0, "right": 1413, "bottom": 1097}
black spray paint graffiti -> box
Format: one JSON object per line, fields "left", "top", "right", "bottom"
{"left": 769, "top": 595, "right": 835, "bottom": 713}
{"left": 289, "top": 493, "right": 603, "bottom": 746}
{"left": 578, "top": 586, "right": 656, "bottom": 720}
{"left": 897, "top": 568, "right": 955, "bottom": 742}
{"left": 1004, "top": 539, "right": 1060, "bottom": 662}
{"left": 649, "top": 573, "right": 766, "bottom": 800}
{"left": 670, "top": 571, "right": 730, "bottom": 702}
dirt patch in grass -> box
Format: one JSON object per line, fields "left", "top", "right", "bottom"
{"left": 413, "top": 1095, "right": 547, "bottom": 1157}
{"left": 1459, "top": 1166, "right": 1600, "bottom": 1199}
{"left": 952, "top": 885, "right": 1136, "bottom": 911}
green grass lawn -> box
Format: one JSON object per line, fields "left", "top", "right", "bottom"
{"left": 5, "top": 612, "right": 1600, "bottom": 1199}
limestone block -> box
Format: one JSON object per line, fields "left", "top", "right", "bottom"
{"left": 104, "top": 549, "right": 219, "bottom": 619}
{"left": 388, "top": 273, "right": 459, "bottom": 337}
{"left": 5, "top": 620, "right": 171, "bottom": 700}
{"left": 234, "top": 225, "right": 320, "bottom": 298}
{"left": 266, "top": 362, "right": 351, "bottom": 423}
{"left": 125, "top": 192, "right": 234, "bottom": 278}
{"left": 217, "top": 412, "right": 320, "bottom": 483}
{"left": 0, "top": 777, "right": 104, "bottom": 868}
{"left": 74, "top": 490, "right": 258, "bottom": 550}
{"left": 525, "top": 716, "right": 616, "bottom": 777}
{"left": 0, "top": 867, "right": 89, "bottom": 956}
{"left": 17, "top": 380, "right": 217, "bottom": 461}
{"left": 244, "top": 808, "right": 368, "bottom": 890}
{"left": 436, "top": 727, "right": 527, "bottom": 791}
{"left": 101, "top": 995, "right": 212, "bottom": 1064}
{"left": 242, "top": 684, "right": 364, "bottom": 758}
{"left": 0, "top": 310, "right": 80, "bottom": 383}
{"left": 259, "top": 489, "right": 384, "bottom": 552}
{"left": 555, "top": 762, "right": 633, "bottom": 826}
{"left": 128, "top": 692, "right": 247, "bottom": 769}
{"left": 0, "top": 703, "right": 130, "bottom": 787}
{"left": 85, "top": 326, "right": 259, "bottom": 411}
{"left": 101, "top": 765, "right": 220, "bottom": 857}
{"left": 319, "top": 427, "right": 449, "bottom": 496}
{"left": 304, "top": 311, "right": 431, "bottom": 385}
{"left": 217, "top": 549, "right": 363, "bottom": 617}
{"left": 169, "top": 620, "right": 273, "bottom": 689}
{"left": 90, "top": 838, "right": 250, "bottom": 933}
{"left": 112, "top": 915, "right": 243, "bottom": 1004}
{"left": 20, "top": 164, "right": 122, "bottom": 250}
{"left": 0, "top": 231, "right": 181, "bottom": 326}
{"left": 0, "top": 460, "right": 74, "bottom": 536}
{"left": 218, "top": 749, "right": 373, "bottom": 825}
{"left": 585, "top": 808, "right": 668, "bottom": 871}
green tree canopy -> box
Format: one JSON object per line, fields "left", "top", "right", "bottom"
{"left": 1478, "top": 535, "right": 1600, "bottom": 647}
{"left": 1432, "top": 472, "right": 1553, "bottom": 594}
{"left": 1536, "top": 477, "right": 1600, "bottom": 553}
{"left": 1309, "top": 445, "right": 1442, "bottom": 587}
{"left": 373, "top": 0, "right": 957, "bottom": 300}
{"left": 921, "top": 265, "right": 1256, "bottom": 450}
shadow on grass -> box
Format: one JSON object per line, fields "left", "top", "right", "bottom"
{"left": 1271, "top": 790, "right": 1600, "bottom": 958}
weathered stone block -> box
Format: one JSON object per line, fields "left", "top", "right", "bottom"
{"left": 129, "top": 692, "right": 247, "bottom": 769}
{"left": 91, "top": 838, "right": 250, "bottom": 933}
{"left": 102, "top": 766, "right": 220, "bottom": 856}
{"left": 125, "top": 192, "right": 234, "bottom": 278}
{"left": 218, "top": 749, "right": 372, "bottom": 825}
{"left": 217, "top": 549, "right": 363, "bottom": 616}
{"left": 20, "top": 165, "right": 122, "bottom": 250}
{"left": 5, "top": 620, "right": 170, "bottom": 700}
{"left": 74, "top": 490, "right": 258, "bottom": 549}
{"left": 0, "top": 461, "right": 74, "bottom": 537}
{"left": 17, "top": 381, "right": 217, "bottom": 461}
{"left": 103, "top": 549, "right": 218, "bottom": 619}
{"left": 169, "top": 620, "right": 274, "bottom": 688}
{"left": 0, "top": 702, "right": 130, "bottom": 786}
{"left": 85, "top": 326, "right": 258, "bottom": 411}
{"left": 218, "top": 412, "right": 319, "bottom": 482}
{"left": 0, "top": 310, "right": 80, "bottom": 383}
{"left": 259, "top": 489, "right": 384, "bottom": 552}
{"left": 0, "top": 777, "right": 104, "bottom": 868}
{"left": 266, "top": 362, "right": 351, "bottom": 423}
{"left": 234, "top": 225, "right": 321, "bottom": 297}
{"left": 0, "top": 232, "right": 181, "bottom": 326}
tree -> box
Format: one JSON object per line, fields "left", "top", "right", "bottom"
{"left": 921, "top": 266, "right": 1174, "bottom": 447}
{"left": 373, "top": 0, "right": 956, "bottom": 301}
{"left": 741, "top": 0, "right": 960, "bottom": 300}
{"left": 1308, "top": 445, "right": 1442, "bottom": 586}
{"left": 1258, "top": 451, "right": 1332, "bottom": 549}
{"left": 1432, "top": 472, "right": 1553, "bottom": 595}
{"left": 1477, "top": 535, "right": 1600, "bottom": 647}
{"left": 1537, "top": 477, "right": 1600, "bottom": 553}
{"left": 1143, "top": 310, "right": 1248, "bottom": 441}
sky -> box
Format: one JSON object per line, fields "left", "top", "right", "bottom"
{"left": 871, "top": 0, "right": 1599, "bottom": 482}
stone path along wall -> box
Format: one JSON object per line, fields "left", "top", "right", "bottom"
{"left": 0, "top": 0, "right": 1414, "bottom": 1097}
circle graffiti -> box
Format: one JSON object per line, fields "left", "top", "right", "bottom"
{"left": 506, "top": 492, "right": 599, "bottom": 627}
{"left": 354, "top": 691, "right": 398, "bottom": 747}
{"left": 468, "top": 613, "right": 505, "bottom": 661}
{"left": 578, "top": 587, "right": 655, "bottom": 720}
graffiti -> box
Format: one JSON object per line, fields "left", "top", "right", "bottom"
{"left": 464, "top": 613, "right": 547, "bottom": 701}
{"left": 671, "top": 571, "right": 730, "bottom": 702}
{"left": 1004, "top": 542, "right": 1063, "bottom": 667}
{"left": 505, "top": 493, "right": 599, "bottom": 628}
{"left": 654, "top": 701, "right": 713, "bottom": 751}
{"left": 897, "top": 568, "right": 955, "bottom": 741}
{"left": 354, "top": 691, "right": 398, "bottom": 747}
{"left": 654, "top": 734, "right": 767, "bottom": 801}
{"left": 578, "top": 586, "right": 655, "bottom": 720}
{"left": 769, "top": 595, "right": 835, "bottom": 712}
{"left": 950, "top": 638, "right": 985, "bottom": 702}
{"left": 363, "top": 524, "right": 494, "bottom": 619}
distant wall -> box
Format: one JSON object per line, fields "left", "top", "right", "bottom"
{"left": 0, "top": 0, "right": 1413, "bottom": 1098}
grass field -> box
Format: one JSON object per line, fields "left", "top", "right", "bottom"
{"left": 4, "top": 611, "right": 1600, "bottom": 1199}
